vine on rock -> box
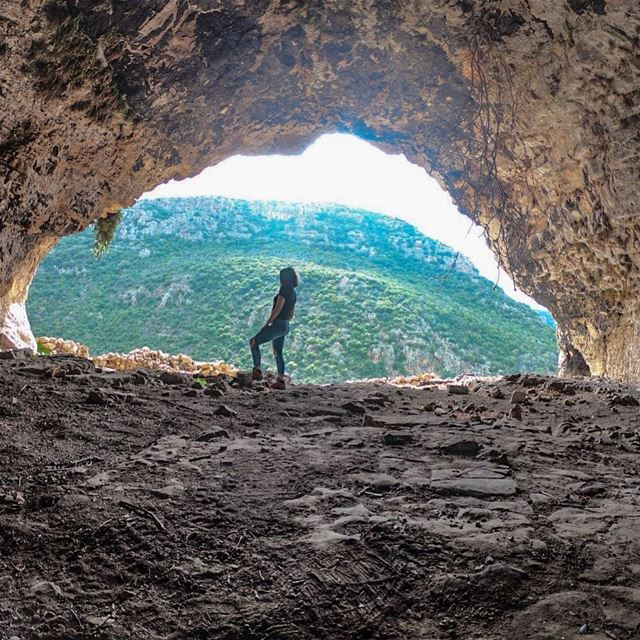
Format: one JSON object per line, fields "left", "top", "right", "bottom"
{"left": 456, "top": 4, "right": 536, "bottom": 286}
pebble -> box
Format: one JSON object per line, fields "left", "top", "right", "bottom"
{"left": 530, "top": 539, "right": 548, "bottom": 554}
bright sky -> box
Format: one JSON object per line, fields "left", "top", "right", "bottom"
{"left": 143, "top": 133, "right": 542, "bottom": 309}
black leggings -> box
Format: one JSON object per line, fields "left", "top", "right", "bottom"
{"left": 250, "top": 319, "right": 289, "bottom": 375}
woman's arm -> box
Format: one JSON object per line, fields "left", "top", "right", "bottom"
{"left": 265, "top": 295, "right": 285, "bottom": 326}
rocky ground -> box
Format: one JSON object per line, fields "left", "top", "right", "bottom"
{"left": 0, "top": 354, "right": 639, "bottom": 639}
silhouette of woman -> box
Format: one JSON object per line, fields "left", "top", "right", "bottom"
{"left": 249, "top": 267, "right": 298, "bottom": 390}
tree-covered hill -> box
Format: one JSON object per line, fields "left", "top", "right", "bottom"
{"left": 28, "top": 197, "right": 558, "bottom": 383}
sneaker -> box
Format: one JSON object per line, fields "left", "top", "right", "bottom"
{"left": 271, "top": 379, "right": 286, "bottom": 390}
{"left": 251, "top": 368, "right": 263, "bottom": 381}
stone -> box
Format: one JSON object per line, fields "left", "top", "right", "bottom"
{"left": 341, "top": 401, "right": 366, "bottom": 415}
{"left": 30, "top": 580, "right": 64, "bottom": 597}
{"left": 86, "top": 388, "right": 138, "bottom": 405}
{"left": 510, "top": 404, "right": 522, "bottom": 420}
{"left": 363, "top": 393, "right": 391, "bottom": 406}
{"left": 302, "top": 529, "right": 360, "bottom": 545}
{"left": 36, "top": 336, "right": 90, "bottom": 359}
{"left": 86, "top": 390, "right": 106, "bottom": 405}
{"left": 530, "top": 539, "right": 548, "bottom": 554}
{"left": 159, "top": 371, "right": 187, "bottom": 385}
{"left": 0, "top": 491, "right": 25, "bottom": 511}
{"left": 609, "top": 393, "right": 639, "bottom": 407}
{"left": 150, "top": 479, "right": 185, "bottom": 499}
{"left": 447, "top": 384, "right": 469, "bottom": 395}
{"left": 439, "top": 439, "right": 482, "bottom": 457}
{"left": 430, "top": 467, "right": 517, "bottom": 497}
{"left": 195, "top": 429, "right": 229, "bottom": 442}
{"left": 0, "top": 348, "right": 35, "bottom": 360}
{"left": 350, "top": 472, "right": 401, "bottom": 492}
{"left": 546, "top": 380, "right": 576, "bottom": 395}
{"left": 510, "top": 390, "right": 527, "bottom": 404}
{"left": 476, "top": 447, "right": 509, "bottom": 466}
{"left": 364, "top": 414, "right": 432, "bottom": 428}
{"left": 383, "top": 432, "right": 414, "bottom": 446}
{"left": 519, "top": 375, "right": 547, "bottom": 388}
{"left": 308, "top": 407, "right": 347, "bottom": 418}
{"left": 215, "top": 405, "right": 237, "bottom": 418}
{"left": 204, "top": 387, "right": 224, "bottom": 398}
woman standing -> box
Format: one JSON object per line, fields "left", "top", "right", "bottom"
{"left": 249, "top": 267, "right": 298, "bottom": 390}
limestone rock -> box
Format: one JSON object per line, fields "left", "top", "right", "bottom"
{"left": 430, "top": 467, "right": 517, "bottom": 497}
{"left": 383, "top": 432, "right": 414, "bottom": 446}
{"left": 439, "top": 439, "right": 482, "bottom": 457}
{"left": 1, "top": 304, "right": 37, "bottom": 352}
{"left": 447, "top": 384, "right": 469, "bottom": 395}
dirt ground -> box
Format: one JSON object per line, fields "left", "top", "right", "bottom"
{"left": 0, "top": 354, "right": 639, "bottom": 640}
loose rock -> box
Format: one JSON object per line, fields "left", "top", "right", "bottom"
{"left": 447, "top": 384, "right": 469, "bottom": 395}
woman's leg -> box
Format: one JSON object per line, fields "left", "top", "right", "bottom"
{"left": 250, "top": 323, "right": 286, "bottom": 371}
{"left": 272, "top": 334, "right": 286, "bottom": 376}
{"left": 250, "top": 336, "right": 262, "bottom": 370}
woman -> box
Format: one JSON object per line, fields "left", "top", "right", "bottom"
{"left": 249, "top": 267, "right": 298, "bottom": 390}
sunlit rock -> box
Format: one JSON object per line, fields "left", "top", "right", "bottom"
{"left": 0, "top": 303, "right": 37, "bottom": 352}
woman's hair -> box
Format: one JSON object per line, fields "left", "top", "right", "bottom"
{"left": 280, "top": 267, "right": 299, "bottom": 288}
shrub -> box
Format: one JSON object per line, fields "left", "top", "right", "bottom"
{"left": 93, "top": 210, "right": 123, "bottom": 258}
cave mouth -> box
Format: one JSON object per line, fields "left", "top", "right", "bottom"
{"left": 3, "top": 0, "right": 638, "bottom": 383}
{"left": 28, "top": 134, "right": 558, "bottom": 384}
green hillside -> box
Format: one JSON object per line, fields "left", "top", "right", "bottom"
{"left": 28, "top": 197, "right": 558, "bottom": 383}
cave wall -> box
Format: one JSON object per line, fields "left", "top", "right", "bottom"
{"left": 1, "top": 0, "right": 639, "bottom": 379}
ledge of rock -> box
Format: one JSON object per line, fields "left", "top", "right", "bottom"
{"left": 1, "top": 1, "right": 640, "bottom": 380}
{"left": 36, "top": 336, "right": 237, "bottom": 377}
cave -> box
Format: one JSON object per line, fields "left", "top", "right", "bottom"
{"left": 1, "top": 1, "right": 640, "bottom": 381}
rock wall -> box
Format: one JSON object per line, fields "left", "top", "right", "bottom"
{"left": 1, "top": 1, "right": 639, "bottom": 379}
{"left": 36, "top": 336, "right": 237, "bottom": 376}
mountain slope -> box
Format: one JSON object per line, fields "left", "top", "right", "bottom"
{"left": 28, "top": 197, "right": 558, "bottom": 382}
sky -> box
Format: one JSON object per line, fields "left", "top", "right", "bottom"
{"left": 143, "top": 133, "right": 542, "bottom": 309}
